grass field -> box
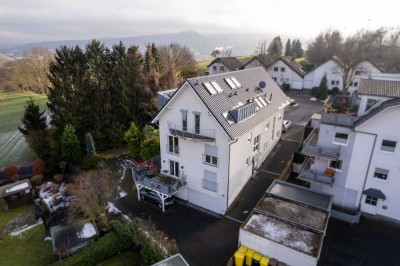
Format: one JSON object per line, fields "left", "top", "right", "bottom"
{"left": 0, "top": 90, "right": 48, "bottom": 168}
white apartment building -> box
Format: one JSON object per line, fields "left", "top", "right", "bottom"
{"left": 148, "top": 67, "right": 288, "bottom": 214}
{"left": 298, "top": 78, "right": 400, "bottom": 221}
{"left": 266, "top": 57, "right": 305, "bottom": 89}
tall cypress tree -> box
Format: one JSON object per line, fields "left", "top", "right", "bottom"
{"left": 285, "top": 39, "right": 292, "bottom": 56}
{"left": 19, "top": 97, "right": 47, "bottom": 135}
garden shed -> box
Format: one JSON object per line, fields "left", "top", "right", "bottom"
{"left": 0, "top": 179, "right": 33, "bottom": 209}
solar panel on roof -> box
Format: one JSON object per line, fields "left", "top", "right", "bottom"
{"left": 258, "top": 96, "right": 268, "bottom": 106}
{"left": 225, "top": 78, "right": 237, "bottom": 89}
{"left": 211, "top": 81, "right": 224, "bottom": 93}
{"left": 203, "top": 82, "right": 217, "bottom": 95}
{"left": 254, "top": 98, "right": 263, "bottom": 109}
{"left": 231, "top": 77, "right": 241, "bottom": 88}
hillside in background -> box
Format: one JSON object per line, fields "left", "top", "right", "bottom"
{"left": 0, "top": 54, "right": 12, "bottom": 66}
{"left": 0, "top": 30, "right": 291, "bottom": 59}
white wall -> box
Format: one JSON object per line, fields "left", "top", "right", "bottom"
{"left": 348, "top": 61, "right": 383, "bottom": 93}
{"left": 239, "top": 228, "right": 318, "bottom": 266}
{"left": 356, "top": 105, "right": 400, "bottom": 220}
{"left": 158, "top": 83, "right": 230, "bottom": 214}
{"left": 228, "top": 109, "right": 283, "bottom": 205}
{"left": 243, "top": 59, "right": 262, "bottom": 69}
{"left": 208, "top": 62, "right": 230, "bottom": 75}
{"left": 267, "top": 60, "right": 303, "bottom": 90}
{"left": 303, "top": 60, "right": 343, "bottom": 90}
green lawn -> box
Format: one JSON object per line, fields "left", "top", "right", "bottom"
{"left": 98, "top": 251, "right": 141, "bottom": 266}
{"left": 0, "top": 199, "right": 55, "bottom": 266}
{"left": 0, "top": 90, "right": 48, "bottom": 168}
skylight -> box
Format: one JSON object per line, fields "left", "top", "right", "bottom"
{"left": 231, "top": 77, "right": 241, "bottom": 88}
{"left": 225, "top": 77, "right": 237, "bottom": 89}
{"left": 203, "top": 82, "right": 218, "bottom": 95}
{"left": 211, "top": 81, "right": 224, "bottom": 93}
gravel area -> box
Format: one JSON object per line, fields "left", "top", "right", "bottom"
{"left": 257, "top": 196, "right": 328, "bottom": 231}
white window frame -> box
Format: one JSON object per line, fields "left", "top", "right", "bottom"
{"left": 329, "top": 159, "right": 343, "bottom": 172}
{"left": 253, "top": 134, "right": 260, "bottom": 152}
{"left": 169, "top": 160, "right": 180, "bottom": 177}
{"left": 365, "top": 195, "right": 378, "bottom": 206}
{"left": 203, "top": 154, "right": 218, "bottom": 167}
{"left": 167, "top": 136, "right": 179, "bottom": 155}
{"left": 333, "top": 132, "right": 349, "bottom": 146}
{"left": 373, "top": 167, "right": 389, "bottom": 181}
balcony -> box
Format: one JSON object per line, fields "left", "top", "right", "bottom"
{"left": 303, "top": 127, "right": 340, "bottom": 160}
{"left": 297, "top": 158, "right": 335, "bottom": 186}
{"left": 168, "top": 122, "right": 215, "bottom": 142}
{"left": 132, "top": 156, "right": 186, "bottom": 198}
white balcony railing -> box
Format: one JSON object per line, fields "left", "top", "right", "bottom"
{"left": 168, "top": 122, "right": 216, "bottom": 141}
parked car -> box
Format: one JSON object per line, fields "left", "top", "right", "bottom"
{"left": 282, "top": 120, "right": 292, "bottom": 133}
{"left": 139, "top": 189, "right": 175, "bottom": 209}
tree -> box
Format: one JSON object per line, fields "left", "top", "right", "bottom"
{"left": 68, "top": 169, "right": 113, "bottom": 230}
{"left": 268, "top": 36, "right": 283, "bottom": 58}
{"left": 317, "top": 74, "right": 328, "bottom": 99}
{"left": 285, "top": 39, "right": 292, "bottom": 56}
{"left": 18, "top": 97, "right": 47, "bottom": 135}
{"left": 140, "top": 137, "right": 160, "bottom": 160}
{"left": 124, "top": 122, "right": 142, "bottom": 159}
{"left": 24, "top": 47, "right": 53, "bottom": 93}
{"left": 211, "top": 49, "right": 220, "bottom": 58}
{"left": 85, "top": 132, "right": 96, "bottom": 156}
{"left": 255, "top": 40, "right": 275, "bottom": 67}
{"left": 307, "top": 28, "right": 343, "bottom": 64}
{"left": 61, "top": 124, "right": 81, "bottom": 163}
{"left": 293, "top": 39, "right": 304, "bottom": 58}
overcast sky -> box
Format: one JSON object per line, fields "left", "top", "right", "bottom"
{"left": 1, "top": 0, "right": 398, "bottom": 44}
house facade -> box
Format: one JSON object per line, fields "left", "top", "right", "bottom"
{"left": 347, "top": 60, "right": 383, "bottom": 93}
{"left": 151, "top": 68, "right": 288, "bottom": 214}
{"left": 207, "top": 57, "right": 243, "bottom": 75}
{"left": 303, "top": 57, "right": 344, "bottom": 90}
{"left": 299, "top": 78, "right": 400, "bottom": 221}
{"left": 266, "top": 57, "right": 305, "bottom": 90}
{"left": 240, "top": 57, "right": 263, "bottom": 70}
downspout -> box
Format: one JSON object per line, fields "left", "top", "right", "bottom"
{"left": 355, "top": 129, "right": 377, "bottom": 209}
{"left": 226, "top": 138, "right": 238, "bottom": 212}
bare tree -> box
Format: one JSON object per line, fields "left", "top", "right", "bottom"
{"left": 307, "top": 28, "right": 343, "bottom": 64}
{"left": 255, "top": 40, "right": 275, "bottom": 67}
{"left": 68, "top": 169, "right": 113, "bottom": 229}
{"left": 24, "top": 47, "right": 53, "bottom": 93}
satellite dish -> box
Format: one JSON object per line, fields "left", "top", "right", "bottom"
{"left": 259, "top": 81, "right": 266, "bottom": 89}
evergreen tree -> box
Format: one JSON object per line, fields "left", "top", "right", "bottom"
{"left": 85, "top": 132, "right": 96, "bottom": 156}
{"left": 124, "top": 122, "right": 142, "bottom": 159}
{"left": 293, "top": 39, "right": 304, "bottom": 58}
{"left": 317, "top": 74, "right": 328, "bottom": 99}
{"left": 61, "top": 124, "right": 81, "bottom": 163}
{"left": 18, "top": 97, "right": 47, "bottom": 135}
{"left": 268, "top": 36, "right": 283, "bottom": 58}
{"left": 285, "top": 39, "right": 292, "bottom": 56}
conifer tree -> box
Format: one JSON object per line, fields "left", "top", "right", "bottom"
{"left": 85, "top": 132, "right": 96, "bottom": 156}
{"left": 285, "top": 39, "right": 292, "bottom": 57}
{"left": 19, "top": 97, "right": 47, "bottom": 135}
{"left": 61, "top": 124, "right": 81, "bottom": 163}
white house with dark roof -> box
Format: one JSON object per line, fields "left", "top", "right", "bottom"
{"left": 207, "top": 57, "right": 243, "bottom": 75}
{"left": 298, "top": 77, "right": 400, "bottom": 222}
{"left": 150, "top": 67, "right": 288, "bottom": 214}
{"left": 347, "top": 60, "right": 383, "bottom": 93}
{"left": 240, "top": 57, "right": 263, "bottom": 70}
{"left": 266, "top": 56, "right": 305, "bottom": 89}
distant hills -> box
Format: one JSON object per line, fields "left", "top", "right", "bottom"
{"left": 0, "top": 54, "right": 12, "bottom": 66}
{"left": 0, "top": 30, "right": 280, "bottom": 59}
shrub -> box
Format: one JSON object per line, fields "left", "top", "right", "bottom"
{"left": 56, "top": 230, "right": 133, "bottom": 266}
{"left": 4, "top": 165, "right": 20, "bottom": 182}
{"left": 60, "top": 124, "right": 82, "bottom": 163}
{"left": 311, "top": 86, "right": 319, "bottom": 96}
{"left": 85, "top": 132, "right": 96, "bottom": 156}
{"left": 81, "top": 155, "right": 108, "bottom": 170}
{"left": 140, "top": 137, "right": 160, "bottom": 161}
{"left": 53, "top": 174, "right": 64, "bottom": 183}
{"left": 124, "top": 122, "right": 143, "bottom": 160}
{"left": 331, "top": 87, "right": 340, "bottom": 95}
{"left": 32, "top": 159, "right": 46, "bottom": 175}
{"left": 282, "top": 83, "right": 291, "bottom": 91}
{"left": 30, "top": 174, "right": 43, "bottom": 185}
{"left": 106, "top": 122, "right": 126, "bottom": 149}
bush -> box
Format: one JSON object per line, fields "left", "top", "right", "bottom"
{"left": 32, "top": 159, "right": 46, "bottom": 175}
{"left": 140, "top": 137, "right": 160, "bottom": 161}
{"left": 106, "top": 122, "right": 126, "bottom": 149}
{"left": 81, "top": 155, "right": 108, "bottom": 170}
{"left": 4, "top": 165, "right": 20, "bottom": 182}
{"left": 53, "top": 174, "right": 64, "bottom": 183}
{"left": 311, "top": 86, "right": 319, "bottom": 97}
{"left": 282, "top": 83, "right": 291, "bottom": 91}
{"left": 124, "top": 122, "right": 143, "bottom": 160}
{"left": 331, "top": 87, "right": 340, "bottom": 95}
{"left": 30, "top": 174, "right": 43, "bottom": 185}
{"left": 56, "top": 230, "right": 133, "bottom": 266}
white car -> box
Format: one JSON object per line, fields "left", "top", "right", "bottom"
{"left": 282, "top": 120, "right": 292, "bottom": 133}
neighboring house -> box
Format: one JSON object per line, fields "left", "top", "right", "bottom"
{"left": 149, "top": 67, "right": 288, "bottom": 214}
{"left": 240, "top": 57, "right": 263, "bottom": 70}
{"left": 298, "top": 77, "right": 400, "bottom": 222}
{"left": 266, "top": 56, "right": 305, "bottom": 89}
{"left": 303, "top": 56, "right": 344, "bottom": 90}
{"left": 347, "top": 60, "right": 383, "bottom": 93}
{"left": 207, "top": 57, "right": 243, "bottom": 75}
{"left": 207, "top": 56, "right": 262, "bottom": 75}
{"left": 370, "top": 72, "right": 400, "bottom": 81}
{"left": 304, "top": 57, "right": 383, "bottom": 92}
{"left": 0, "top": 180, "right": 32, "bottom": 209}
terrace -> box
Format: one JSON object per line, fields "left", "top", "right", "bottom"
{"left": 297, "top": 158, "right": 335, "bottom": 186}
{"left": 302, "top": 128, "right": 340, "bottom": 160}
{"left": 132, "top": 155, "right": 186, "bottom": 212}
{"left": 168, "top": 122, "right": 216, "bottom": 142}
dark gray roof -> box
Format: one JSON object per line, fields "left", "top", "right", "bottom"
{"left": 358, "top": 79, "right": 400, "bottom": 97}
{"left": 355, "top": 98, "right": 400, "bottom": 126}
{"left": 363, "top": 188, "right": 386, "bottom": 200}
{"left": 266, "top": 180, "right": 333, "bottom": 211}
{"left": 268, "top": 56, "right": 305, "bottom": 77}
{"left": 152, "top": 254, "right": 190, "bottom": 266}
{"left": 207, "top": 57, "right": 243, "bottom": 70}
{"left": 240, "top": 57, "right": 263, "bottom": 69}
{"left": 186, "top": 67, "right": 288, "bottom": 139}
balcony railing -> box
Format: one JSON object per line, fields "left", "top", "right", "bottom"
{"left": 166, "top": 144, "right": 179, "bottom": 155}
{"left": 303, "top": 144, "right": 340, "bottom": 160}
{"left": 132, "top": 155, "right": 186, "bottom": 197}
{"left": 298, "top": 169, "right": 335, "bottom": 186}
{"left": 168, "top": 122, "right": 215, "bottom": 141}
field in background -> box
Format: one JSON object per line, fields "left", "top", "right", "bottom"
{"left": 0, "top": 90, "right": 47, "bottom": 168}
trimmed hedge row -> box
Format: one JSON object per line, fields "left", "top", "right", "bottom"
{"left": 53, "top": 230, "right": 132, "bottom": 266}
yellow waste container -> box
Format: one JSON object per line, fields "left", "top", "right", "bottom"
{"left": 252, "top": 253, "right": 262, "bottom": 266}
{"left": 260, "top": 256, "right": 270, "bottom": 266}
{"left": 238, "top": 245, "right": 248, "bottom": 254}
{"left": 234, "top": 251, "right": 245, "bottom": 266}
{"left": 245, "top": 249, "right": 255, "bottom": 266}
